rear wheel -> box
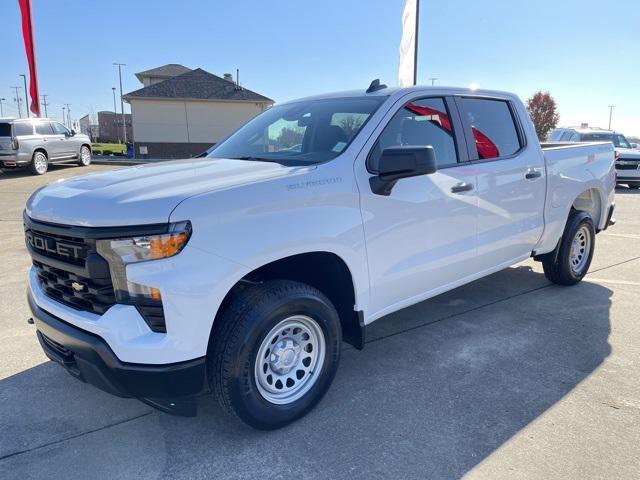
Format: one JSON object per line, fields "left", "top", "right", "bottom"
{"left": 542, "top": 210, "right": 595, "bottom": 285}
{"left": 208, "top": 280, "right": 341, "bottom": 430}
{"left": 29, "top": 151, "right": 48, "bottom": 175}
{"left": 78, "top": 145, "right": 92, "bottom": 166}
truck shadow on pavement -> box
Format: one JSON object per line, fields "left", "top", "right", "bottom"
{"left": 0, "top": 265, "right": 613, "bottom": 480}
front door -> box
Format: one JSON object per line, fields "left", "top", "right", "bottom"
{"left": 50, "top": 122, "right": 74, "bottom": 158}
{"left": 356, "top": 96, "right": 479, "bottom": 319}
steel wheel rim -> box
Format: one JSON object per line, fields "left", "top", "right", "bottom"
{"left": 81, "top": 147, "right": 91, "bottom": 165}
{"left": 254, "top": 315, "right": 325, "bottom": 405}
{"left": 569, "top": 225, "right": 591, "bottom": 274}
{"left": 34, "top": 153, "right": 47, "bottom": 173}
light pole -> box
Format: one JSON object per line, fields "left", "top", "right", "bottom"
{"left": 62, "top": 106, "right": 65, "bottom": 124}
{"left": 428, "top": 77, "right": 438, "bottom": 86}
{"left": 41, "top": 95, "right": 49, "bottom": 117}
{"left": 608, "top": 105, "right": 614, "bottom": 130}
{"left": 11, "top": 87, "right": 23, "bottom": 118}
{"left": 113, "top": 63, "right": 127, "bottom": 143}
{"left": 0, "top": 98, "right": 5, "bottom": 117}
{"left": 19, "top": 74, "right": 29, "bottom": 117}
{"left": 65, "top": 104, "right": 72, "bottom": 129}
{"left": 112, "top": 87, "right": 121, "bottom": 143}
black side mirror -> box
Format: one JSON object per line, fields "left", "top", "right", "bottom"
{"left": 69, "top": 129, "right": 76, "bottom": 136}
{"left": 369, "top": 146, "right": 437, "bottom": 196}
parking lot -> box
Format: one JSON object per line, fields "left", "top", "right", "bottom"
{"left": 1, "top": 164, "right": 638, "bottom": 479}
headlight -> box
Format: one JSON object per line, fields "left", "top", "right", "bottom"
{"left": 96, "top": 221, "right": 191, "bottom": 306}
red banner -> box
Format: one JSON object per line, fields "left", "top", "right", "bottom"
{"left": 18, "top": 0, "right": 40, "bottom": 116}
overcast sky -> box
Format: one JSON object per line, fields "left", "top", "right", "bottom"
{"left": 2, "top": 0, "right": 639, "bottom": 136}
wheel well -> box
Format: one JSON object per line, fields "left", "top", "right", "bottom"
{"left": 216, "top": 252, "right": 364, "bottom": 349}
{"left": 572, "top": 188, "right": 602, "bottom": 228}
{"left": 33, "top": 148, "right": 47, "bottom": 159}
{"left": 81, "top": 143, "right": 92, "bottom": 152}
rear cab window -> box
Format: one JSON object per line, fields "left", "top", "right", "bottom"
{"left": 12, "top": 122, "right": 34, "bottom": 136}
{"left": 368, "top": 97, "right": 459, "bottom": 171}
{"left": 458, "top": 97, "right": 522, "bottom": 160}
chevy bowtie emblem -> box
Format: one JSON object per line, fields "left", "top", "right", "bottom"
{"left": 71, "top": 281, "right": 86, "bottom": 293}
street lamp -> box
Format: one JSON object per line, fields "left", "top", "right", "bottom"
{"left": 19, "top": 74, "right": 29, "bottom": 117}
{"left": 0, "top": 98, "right": 5, "bottom": 117}
{"left": 112, "top": 87, "right": 121, "bottom": 143}
{"left": 113, "top": 63, "right": 127, "bottom": 143}
{"left": 608, "top": 105, "right": 615, "bottom": 130}
{"left": 428, "top": 77, "right": 438, "bottom": 86}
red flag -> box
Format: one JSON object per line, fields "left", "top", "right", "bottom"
{"left": 18, "top": 0, "right": 40, "bottom": 116}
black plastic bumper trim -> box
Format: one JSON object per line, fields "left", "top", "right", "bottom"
{"left": 28, "top": 291, "right": 206, "bottom": 405}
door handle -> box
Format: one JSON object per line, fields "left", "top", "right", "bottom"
{"left": 525, "top": 169, "right": 542, "bottom": 180}
{"left": 451, "top": 182, "right": 474, "bottom": 193}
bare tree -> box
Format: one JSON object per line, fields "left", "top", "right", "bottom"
{"left": 339, "top": 115, "right": 365, "bottom": 141}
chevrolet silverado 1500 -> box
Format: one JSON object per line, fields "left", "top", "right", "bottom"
{"left": 25, "top": 83, "right": 615, "bottom": 429}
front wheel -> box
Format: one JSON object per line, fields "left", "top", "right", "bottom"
{"left": 208, "top": 280, "right": 341, "bottom": 430}
{"left": 78, "top": 145, "right": 92, "bottom": 166}
{"left": 542, "top": 210, "right": 595, "bottom": 285}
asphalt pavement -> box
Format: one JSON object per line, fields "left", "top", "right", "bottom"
{"left": 1, "top": 163, "right": 638, "bottom": 479}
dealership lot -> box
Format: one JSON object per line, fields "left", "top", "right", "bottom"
{"left": 1, "top": 164, "right": 638, "bottom": 479}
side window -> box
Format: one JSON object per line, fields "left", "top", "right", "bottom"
{"left": 459, "top": 98, "right": 522, "bottom": 160}
{"left": 369, "top": 97, "right": 458, "bottom": 171}
{"left": 35, "top": 122, "right": 54, "bottom": 135}
{"left": 12, "top": 123, "right": 34, "bottom": 136}
{"left": 559, "top": 131, "right": 574, "bottom": 141}
{"left": 568, "top": 132, "right": 580, "bottom": 142}
{"left": 51, "top": 122, "right": 69, "bottom": 135}
{"left": 547, "top": 129, "right": 562, "bottom": 141}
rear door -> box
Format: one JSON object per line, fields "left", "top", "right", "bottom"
{"left": 34, "top": 121, "right": 58, "bottom": 156}
{"left": 455, "top": 96, "right": 546, "bottom": 271}
{"left": 356, "top": 95, "right": 479, "bottom": 318}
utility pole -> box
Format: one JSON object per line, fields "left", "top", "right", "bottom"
{"left": 62, "top": 106, "right": 65, "bottom": 124}
{"left": 41, "top": 95, "right": 49, "bottom": 117}
{"left": 112, "top": 87, "right": 121, "bottom": 143}
{"left": 113, "top": 63, "right": 127, "bottom": 143}
{"left": 0, "top": 98, "right": 5, "bottom": 117}
{"left": 428, "top": 77, "right": 437, "bottom": 86}
{"left": 65, "top": 104, "right": 72, "bottom": 129}
{"left": 20, "top": 74, "right": 29, "bottom": 117}
{"left": 11, "top": 87, "right": 23, "bottom": 118}
{"left": 608, "top": 105, "right": 615, "bottom": 130}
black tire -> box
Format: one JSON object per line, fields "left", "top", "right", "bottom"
{"left": 542, "top": 210, "right": 595, "bottom": 285}
{"left": 627, "top": 183, "right": 640, "bottom": 190}
{"left": 208, "top": 279, "right": 341, "bottom": 430}
{"left": 29, "top": 150, "right": 48, "bottom": 175}
{"left": 78, "top": 145, "right": 92, "bottom": 167}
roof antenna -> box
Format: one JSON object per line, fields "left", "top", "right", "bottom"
{"left": 366, "top": 79, "right": 387, "bottom": 93}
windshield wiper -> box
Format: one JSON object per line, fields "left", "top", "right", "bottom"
{"left": 229, "top": 156, "right": 284, "bottom": 163}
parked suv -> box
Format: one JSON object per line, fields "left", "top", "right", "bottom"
{"left": 548, "top": 127, "right": 640, "bottom": 188}
{"left": 0, "top": 118, "right": 92, "bottom": 175}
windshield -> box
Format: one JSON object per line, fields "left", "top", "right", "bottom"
{"left": 208, "top": 97, "right": 386, "bottom": 165}
{"left": 613, "top": 134, "right": 631, "bottom": 149}
{"left": 582, "top": 132, "right": 631, "bottom": 148}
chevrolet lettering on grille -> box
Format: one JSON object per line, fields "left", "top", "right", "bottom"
{"left": 25, "top": 232, "right": 83, "bottom": 260}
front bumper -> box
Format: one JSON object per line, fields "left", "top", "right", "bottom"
{"left": 28, "top": 290, "right": 206, "bottom": 415}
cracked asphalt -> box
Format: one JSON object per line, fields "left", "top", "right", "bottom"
{"left": 1, "top": 164, "right": 639, "bottom": 479}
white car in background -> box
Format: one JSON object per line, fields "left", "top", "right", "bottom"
{"left": 548, "top": 127, "right": 640, "bottom": 188}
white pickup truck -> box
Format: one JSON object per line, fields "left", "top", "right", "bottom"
{"left": 25, "top": 83, "right": 615, "bottom": 429}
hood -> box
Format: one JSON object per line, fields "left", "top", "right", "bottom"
{"left": 26, "top": 158, "right": 302, "bottom": 226}
{"left": 617, "top": 148, "right": 640, "bottom": 160}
